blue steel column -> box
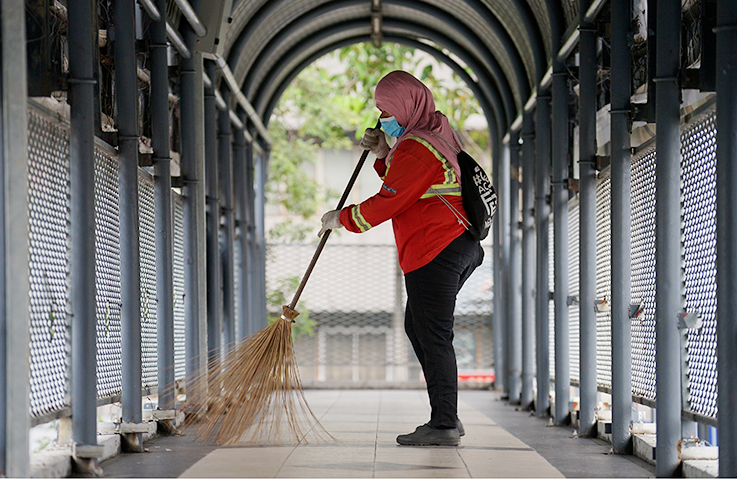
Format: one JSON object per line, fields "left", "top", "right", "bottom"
{"left": 114, "top": 0, "right": 142, "bottom": 432}
{"left": 244, "top": 142, "right": 257, "bottom": 336}
{"left": 68, "top": 0, "right": 98, "bottom": 447}
{"left": 716, "top": 0, "right": 737, "bottom": 475}
{"left": 218, "top": 90, "right": 235, "bottom": 350}
{"left": 610, "top": 0, "right": 633, "bottom": 455}
{"left": 204, "top": 62, "right": 222, "bottom": 357}
{"left": 492, "top": 139, "right": 506, "bottom": 391}
{"left": 535, "top": 93, "right": 552, "bottom": 416}
{"left": 552, "top": 66, "right": 570, "bottom": 425}
{"left": 578, "top": 1, "right": 598, "bottom": 437}
{"left": 508, "top": 131, "right": 522, "bottom": 403}
{"left": 150, "top": 0, "right": 175, "bottom": 410}
{"left": 233, "top": 112, "right": 250, "bottom": 340}
{"left": 716, "top": 0, "right": 737, "bottom": 474}
{"left": 654, "top": 0, "right": 682, "bottom": 474}
{"left": 254, "top": 150, "right": 268, "bottom": 328}
{"left": 499, "top": 139, "right": 511, "bottom": 395}
{"left": 520, "top": 110, "right": 536, "bottom": 409}
{"left": 1, "top": 0, "right": 31, "bottom": 474}
{"left": 179, "top": 5, "right": 205, "bottom": 388}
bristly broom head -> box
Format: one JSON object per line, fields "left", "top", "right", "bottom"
{"left": 184, "top": 305, "right": 334, "bottom": 445}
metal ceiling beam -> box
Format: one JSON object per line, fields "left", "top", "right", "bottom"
{"left": 247, "top": 17, "right": 515, "bottom": 130}
{"left": 509, "top": 0, "right": 548, "bottom": 83}
{"left": 434, "top": 0, "right": 531, "bottom": 101}
{"left": 254, "top": 24, "right": 509, "bottom": 131}
{"left": 227, "top": 0, "right": 531, "bottom": 121}
{"left": 256, "top": 33, "right": 505, "bottom": 155}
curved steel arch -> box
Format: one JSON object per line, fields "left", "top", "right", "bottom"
{"left": 248, "top": 18, "right": 514, "bottom": 131}
{"left": 507, "top": 0, "right": 548, "bottom": 82}
{"left": 419, "top": 0, "right": 533, "bottom": 100}
{"left": 258, "top": 34, "right": 504, "bottom": 147}
{"left": 383, "top": 19, "right": 516, "bottom": 126}
{"left": 226, "top": 0, "right": 533, "bottom": 116}
{"left": 244, "top": 15, "right": 517, "bottom": 129}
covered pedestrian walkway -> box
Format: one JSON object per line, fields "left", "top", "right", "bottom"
{"left": 2, "top": 0, "right": 737, "bottom": 477}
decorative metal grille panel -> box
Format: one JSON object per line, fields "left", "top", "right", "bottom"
{"left": 630, "top": 148, "right": 658, "bottom": 401}
{"left": 138, "top": 170, "right": 158, "bottom": 389}
{"left": 266, "top": 243, "right": 494, "bottom": 383}
{"left": 568, "top": 200, "right": 580, "bottom": 383}
{"left": 173, "top": 193, "right": 186, "bottom": 381}
{"left": 94, "top": 144, "right": 123, "bottom": 399}
{"left": 595, "top": 175, "right": 612, "bottom": 388}
{"left": 680, "top": 111, "right": 718, "bottom": 418}
{"left": 27, "top": 107, "right": 71, "bottom": 417}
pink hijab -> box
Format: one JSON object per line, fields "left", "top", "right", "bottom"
{"left": 374, "top": 70, "right": 463, "bottom": 183}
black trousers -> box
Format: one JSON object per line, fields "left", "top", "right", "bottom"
{"left": 404, "top": 230, "right": 484, "bottom": 428}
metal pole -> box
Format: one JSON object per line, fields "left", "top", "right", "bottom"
{"left": 115, "top": 0, "right": 142, "bottom": 433}
{"left": 654, "top": 0, "right": 682, "bottom": 474}
{"left": 551, "top": 66, "right": 570, "bottom": 425}
{"left": 254, "top": 151, "right": 268, "bottom": 328}
{"left": 610, "top": 0, "right": 633, "bottom": 455}
{"left": 716, "top": 0, "right": 737, "bottom": 475}
{"left": 520, "top": 110, "right": 536, "bottom": 409}
{"left": 178, "top": 4, "right": 205, "bottom": 391}
{"left": 244, "top": 142, "right": 257, "bottom": 336}
{"left": 508, "top": 132, "right": 522, "bottom": 403}
{"left": 535, "top": 93, "right": 552, "bottom": 416}
{"left": 492, "top": 136, "right": 506, "bottom": 391}
{"left": 499, "top": 138, "right": 510, "bottom": 395}
{"left": 173, "top": 0, "right": 206, "bottom": 37}
{"left": 204, "top": 61, "right": 222, "bottom": 356}
{"left": 68, "top": 0, "right": 98, "bottom": 448}
{"left": 149, "top": 0, "right": 175, "bottom": 410}
{"left": 1, "top": 0, "right": 31, "bottom": 474}
{"left": 233, "top": 111, "right": 250, "bottom": 341}
{"left": 218, "top": 90, "right": 236, "bottom": 350}
{"left": 577, "top": 2, "right": 598, "bottom": 437}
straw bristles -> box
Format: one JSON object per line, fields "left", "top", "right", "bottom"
{"left": 184, "top": 316, "right": 333, "bottom": 445}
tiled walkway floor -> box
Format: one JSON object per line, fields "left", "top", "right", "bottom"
{"left": 100, "top": 389, "right": 655, "bottom": 478}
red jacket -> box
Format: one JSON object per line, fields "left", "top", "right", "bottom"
{"left": 339, "top": 137, "right": 467, "bottom": 274}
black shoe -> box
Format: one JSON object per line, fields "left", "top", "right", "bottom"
{"left": 396, "top": 424, "right": 460, "bottom": 446}
{"left": 457, "top": 418, "right": 465, "bottom": 437}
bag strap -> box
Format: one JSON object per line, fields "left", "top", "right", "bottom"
{"left": 430, "top": 131, "right": 461, "bottom": 154}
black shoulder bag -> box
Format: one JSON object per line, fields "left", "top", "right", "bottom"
{"left": 430, "top": 133, "right": 497, "bottom": 241}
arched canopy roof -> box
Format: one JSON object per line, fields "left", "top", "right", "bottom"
{"left": 221, "top": 0, "right": 574, "bottom": 146}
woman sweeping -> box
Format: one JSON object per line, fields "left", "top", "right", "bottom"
{"left": 318, "top": 70, "right": 484, "bottom": 446}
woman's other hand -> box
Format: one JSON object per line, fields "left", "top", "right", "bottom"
{"left": 318, "top": 210, "right": 343, "bottom": 237}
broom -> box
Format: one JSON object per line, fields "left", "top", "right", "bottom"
{"left": 185, "top": 120, "right": 381, "bottom": 446}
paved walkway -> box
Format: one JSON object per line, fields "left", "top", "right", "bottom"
{"left": 100, "top": 389, "right": 655, "bottom": 478}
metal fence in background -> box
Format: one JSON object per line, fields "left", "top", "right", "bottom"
{"left": 680, "top": 111, "right": 718, "bottom": 418}
{"left": 594, "top": 174, "right": 612, "bottom": 389}
{"left": 28, "top": 106, "right": 71, "bottom": 418}
{"left": 265, "top": 242, "right": 495, "bottom": 384}
{"left": 27, "top": 101, "right": 189, "bottom": 423}
{"left": 545, "top": 106, "right": 719, "bottom": 422}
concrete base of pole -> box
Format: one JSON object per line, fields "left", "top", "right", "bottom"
{"left": 71, "top": 457, "right": 103, "bottom": 477}
{"left": 121, "top": 433, "right": 143, "bottom": 453}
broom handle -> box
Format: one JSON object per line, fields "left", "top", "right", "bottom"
{"left": 287, "top": 119, "right": 382, "bottom": 310}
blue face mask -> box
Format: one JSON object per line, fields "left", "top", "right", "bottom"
{"left": 380, "top": 116, "right": 406, "bottom": 137}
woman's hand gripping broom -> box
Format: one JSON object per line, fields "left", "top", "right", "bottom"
{"left": 185, "top": 120, "right": 381, "bottom": 446}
